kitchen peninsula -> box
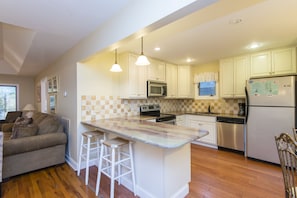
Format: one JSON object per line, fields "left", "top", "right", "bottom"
{"left": 82, "top": 117, "right": 208, "bottom": 198}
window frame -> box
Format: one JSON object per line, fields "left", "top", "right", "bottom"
{"left": 0, "top": 83, "right": 20, "bottom": 119}
{"left": 195, "top": 81, "right": 219, "bottom": 100}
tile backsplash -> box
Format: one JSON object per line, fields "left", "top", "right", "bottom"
{"left": 81, "top": 95, "right": 245, "bottom": 121}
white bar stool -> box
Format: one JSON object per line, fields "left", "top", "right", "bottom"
{"left": 77, "top": 130, "right": 105, "bottom": 185}
{"left": 96, "top": 137, "right": 136, "bottom": 198}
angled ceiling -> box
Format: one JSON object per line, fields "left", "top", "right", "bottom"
{"left": 0, "top": 0, "right": 297, "bottom": 76}
{"left": 0, "top": 0, "right": 133, "bottom": 76}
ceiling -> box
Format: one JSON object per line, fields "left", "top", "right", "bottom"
{"left": 0, "top": 0, "right": 297, "bottom": 76}
{"left": 120, "top": 0, "right": 297, "bottom": 65}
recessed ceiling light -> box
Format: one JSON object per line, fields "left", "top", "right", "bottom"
{"left": 154, "top": 47, "right": 160, "bottom": 51}
{"left": 229, "top": 18, "right": 242, "bottom": 24}
{"left": 248, "top": 43, "right": 261, "bottom": 49}
{"left": 186, "top": 58, "right": 192, "bottom": 63}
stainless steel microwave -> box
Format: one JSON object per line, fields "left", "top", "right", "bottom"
{"left": 147, "top": 81, "right": 167, "bottom": 97}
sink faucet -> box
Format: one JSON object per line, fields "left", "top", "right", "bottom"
{"left": 208, "top": 105, "right": 211, "bottom": 113}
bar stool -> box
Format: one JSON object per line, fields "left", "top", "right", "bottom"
{"left": 77, "top": 130, "right": 105, "bottom": 185}
{"left": 96, "top": 137, "right": 136, "bottom": 198}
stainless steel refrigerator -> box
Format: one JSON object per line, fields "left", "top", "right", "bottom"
{"left": 246, "top": 75, "right": 296, "bottom": 164}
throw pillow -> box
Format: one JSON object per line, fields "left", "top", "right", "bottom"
{"left": 10, "top": 117, "right": 37, "bottom": 139}
{"left": 10, "top": 124, "right": 38, "bottom": 139}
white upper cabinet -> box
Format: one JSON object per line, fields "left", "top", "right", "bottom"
{"left": 177, "top": 65, "right": 193, "bottom": 98}
{"left": 220, "top": 55, "right": 250, "bottom": 98}
{"left": 250, "top": 47, "right": 296, "bottom": 77}
{"left": 272, "top": 47, "right": 296, "bottom": 75}
{"left": 119, "top": 53, "right": 147, "bottom": 99}
{"left": 147, "top": 59, "right": 166, "bottom": 82}
{"left": 165, "top": 63, "right": 178, "bottom": 98}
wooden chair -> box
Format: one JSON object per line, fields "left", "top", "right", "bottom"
{"left": 292, "top": 128, "right": 297, "bottom": 141}
{"left": 275, "top": 133, "right": 297, "bottom": 198}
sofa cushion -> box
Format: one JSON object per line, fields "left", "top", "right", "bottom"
{"left": 3, "top": 132, "right": 67, "bottom": 157}
{"left": 37, "top": 116, "right": 60, "bottom": 135}
{"left": 32, "top": 112, "right": 48, "bottom": 124}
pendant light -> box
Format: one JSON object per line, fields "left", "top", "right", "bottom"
{"left": 110, "top": 49, "right": 122, "bottom": 72}
{"left": 135, "top": 37, "right": 150, "bottom": 66}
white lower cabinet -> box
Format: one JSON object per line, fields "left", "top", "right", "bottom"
{"left": 186, "top": 115, "right": 217, "bottom": 148}
{"left": 176, "top": 115, "right": 186, "bottom": 126}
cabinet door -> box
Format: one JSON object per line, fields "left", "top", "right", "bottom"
{"left": 166, "top": 63, "right": 178, "bottom": 98}
{"left": 177, "top": 65, "right": 192, "bottom": 98}
{"left": 196, "top": 121, "right": 217, "bottom": 145}
{"left": 148, "top": 59, "right": 166, "bottom": 82}
{"left": 188, "top": 119, "right": 217, "bottom": 145}
{"left": 250, "top": 51, "right": 271, "bottom": 77}
{"left": 272, "top": 47, "right": 296, "bottom": 75}
{"left": 234, "top": 56, "right": 250, "bottom": 97}
{"left": 220, "top": 58, "right": 234, "bottom": 98}
{"left": 128, "top": 54, "right": 147, "bottom": 98}
{"left": 176, "top": 115, "right": 186, "bottom": 127}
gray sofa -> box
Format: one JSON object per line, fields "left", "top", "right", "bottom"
{"left": 1, "top": 112, "right": 67, "bottom": 179}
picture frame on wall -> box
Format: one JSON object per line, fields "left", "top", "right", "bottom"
{"left": 48, "top": 78, "right": 53, "bottom": 93}
{"left": 52, "top": 76, "right": 58, "bottom": 92}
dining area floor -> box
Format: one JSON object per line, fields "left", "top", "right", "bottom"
{"left": 1, "top": 144, "right": 284, "bottom": 198}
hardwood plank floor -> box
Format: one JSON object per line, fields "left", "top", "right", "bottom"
{"left": 2, "top": 144, "right": 284, "bottom": 198}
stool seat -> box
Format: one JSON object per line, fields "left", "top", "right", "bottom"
{"left": 102, "top": 137, "right": 129, "bottom": 148}
{"left": 96, "top": 137, "right": 136, "bottom": 198}
{"left": 77, "top": 130, "right": 105, "bottom": 185}
{"left": 82, "top": 130, "right": 104, "bottom": 138}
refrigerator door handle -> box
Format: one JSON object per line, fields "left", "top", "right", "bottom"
{"left": 245, "top": 86, "right": 249, "bottom": 122}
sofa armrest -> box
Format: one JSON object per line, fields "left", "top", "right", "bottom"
{"left": 3, "top": 132, "right": 67, "bottom": 157}
{"left": 1, "top": 123, "right": 14, "bottom": 132}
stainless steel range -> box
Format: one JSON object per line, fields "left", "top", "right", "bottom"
{"left": 140, "top": 104, "right": 176, "bottom": 125}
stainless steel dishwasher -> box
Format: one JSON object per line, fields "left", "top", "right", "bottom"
{"left": 216, "top": 116, "right": 245, "bottom": 153}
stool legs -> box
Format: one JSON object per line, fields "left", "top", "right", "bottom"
{"left": 77, "top": 131, "right": 104, "bottom": 186}
{"left": 96, "top": 142, "right": 104, "bottom": 196}
{"left": 96, "top": 138, "right": 136, "bottom": 198}
{"left": 110, "top": 146, "right": 116, "bottom": 198}
{"left": 85, "top": 136, "right": 91, "bottom": 185}
{"left": 77, "top": 135, "right": 84, "bottom": 177}
{"left": 129, "top": 142, "right": 136, "bottom": 196}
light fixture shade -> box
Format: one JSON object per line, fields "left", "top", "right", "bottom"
{"left": 135, "top": 55, "right": 150, "bottom": 66}
{"left": 23, "top": 104, "right": 36, "bottom": 111}
{"left": 110, "top": 49, "right": 122, "bottom": 72}
{"left": 136, "top": 37, "right": 150, "bottom": 66}
{"left": 110, "top": 63, "right": 122, "bottom": 72}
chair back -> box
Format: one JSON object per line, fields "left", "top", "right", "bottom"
{"left": 5, "top": 111, "right": 22, "bottom": 122}
{"left": 275, "top": 133, "right": 297, "bottom": 198}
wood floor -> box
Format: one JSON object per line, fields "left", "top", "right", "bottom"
{"left": 2, "top": 144, "right": 284, "bottom": 198}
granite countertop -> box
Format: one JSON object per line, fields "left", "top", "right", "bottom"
{"left": 82, "top": 117, "right": 208, "bottom": 149}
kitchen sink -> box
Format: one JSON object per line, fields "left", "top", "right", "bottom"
{"left": 193, "top": 112, "right": 219, "bottom": 116}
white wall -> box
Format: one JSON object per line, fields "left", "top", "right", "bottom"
{"left": 0, "top": 74, "right": 35, "bottom": 110}
{"left": 35, "top": 0, "right": 217, "bottom": 169}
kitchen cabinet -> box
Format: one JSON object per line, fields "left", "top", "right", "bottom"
{"left": 250, "top": 47, "right": 296, "bottom": 77}
{"left": 187, "top": 115, "right": 217, "bottom": 148}
{"left": 119, "top": 53, "right": 147, "bottom": 99}
{"left": 220, "top": 55, "right": 250, "bottom": 98}
{"left": 176, "top": 115, "right": 186, "bottom": 126}
{"left": 147, "top": 59, "right": 166, "bottom": 82}
{"left": 165, "top": 63, "right": 178, "bottom": 98}
{"left": 177, "top": 65, "right": 193, "bottom": 98}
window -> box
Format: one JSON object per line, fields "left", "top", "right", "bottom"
{"left": 195, "top": 81, "right": 219, "bottom": 100}
{"left": 0, "top": 85, "right": 18, "bottom": 119}
{"left": 199, "top": 81, "right": 216, "bottom": 96}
